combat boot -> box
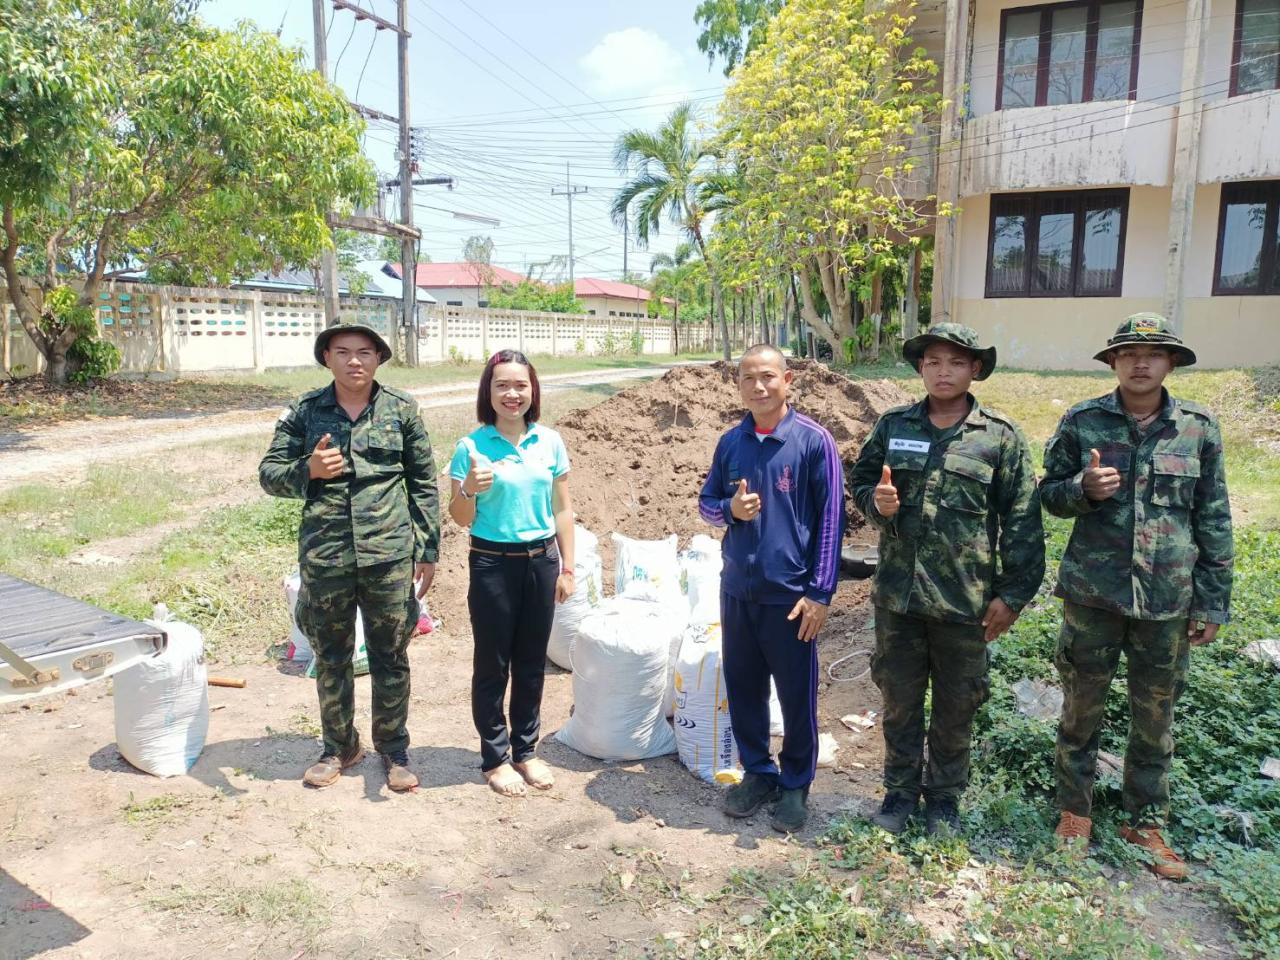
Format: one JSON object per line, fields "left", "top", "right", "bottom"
{"left": 302, "top": 737, "right": 364, "bottom": 788}
{"left": 870, "top": 792, "right": 918, "bottom": 835}
{"left": 924, "top": 796, "right": 961, "bottom": 836}
{"left": 1054, "top": 811, "right": 1093, "bottom": 852}
{"left": 770, "top": 787, "right": 809, "bottom": 833}
{"left": 724, "top": 772, "right": 780, "bottom": 818}
{"left": 1121, "top": 826, "right": 1189, "bottom": 880}
{"left": 382, "top": 750, "right": 419, "bottom": 792}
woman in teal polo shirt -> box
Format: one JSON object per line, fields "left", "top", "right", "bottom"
{"left": 448, "top": 350, "right": 575, "bottom": 797}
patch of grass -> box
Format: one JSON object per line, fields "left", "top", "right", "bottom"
{"left": 143, "top": 874, "right": 329, "bottom": 938}
{"left": 121, "top": 792, "right": 210, "bottom": 833}
{"left": 668, "top": 820, "right": 1173, "bottom": 959}
{"left": 0, "top": 464, "right": 198, "bottom": 572}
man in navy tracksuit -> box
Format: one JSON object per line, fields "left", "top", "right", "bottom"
{"left": 699, "top": 344, "right": 846, "bottom": 832}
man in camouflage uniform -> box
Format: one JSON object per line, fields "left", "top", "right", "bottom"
{"left": 851, "top": 323, "right": 1045, "bottom": 835}
{"left": 1041, "top": 314, "right": 1233, "bottom": 879}
{"left": 259, "top": 324, "right": 440, "bottom": 792}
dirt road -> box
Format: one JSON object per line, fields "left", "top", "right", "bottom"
{"left": 0, "top": 365, "right": 688, "bottom": 485}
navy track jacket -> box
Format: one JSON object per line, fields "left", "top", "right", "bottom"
{"left": 699, "top": 407, "right": 846, "bottom": 605}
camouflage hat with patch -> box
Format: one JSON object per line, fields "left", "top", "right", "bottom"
{"left": 1093, "top": 313, "right": 1196, "bottom": 367}
{"left": 313, "top": 323, "right": 393, "bottom": 366}
{"left": 902, "top": 322, "right": 998, "bottom": 381}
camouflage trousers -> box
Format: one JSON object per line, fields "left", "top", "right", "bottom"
{"left": 296, "top": 558, "right": 417, "bottom": 756}
{"left": 870, "top": 607, "right": 991, "bottom": 800}
{"left": 1055, "top": 600, "right": 1189, "bottom": 825}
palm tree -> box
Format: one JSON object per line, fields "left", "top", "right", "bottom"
{"left": 612, "top": 103, "right": 731, "bottom": 361}
{"left": 649, "top": 242, "right": 698, "bottom": 321}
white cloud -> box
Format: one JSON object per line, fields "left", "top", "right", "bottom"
{"left": 579, "top": 27, "right": 687, "bottom": 98}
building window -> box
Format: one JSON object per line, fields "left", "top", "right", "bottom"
{"left": 477, "top": 299, "right": 489, "bottom": 308}
{"left": 446, "top": 300, "right": 463, "bottom": 307}
{"left": 588, "top": 309, "right": 596, "bottom": 315}
{"left": 1231, "top": 0, "right": 1280, "bottom": 95}
{"left": 986, "top": 189, "right": 1129, "bottom": 297}
{"left": 998, "top": 0, "right": 1142, "bottom": 109}
{"left": 1214, "top": 181, "right": 1280, "bottom": 295}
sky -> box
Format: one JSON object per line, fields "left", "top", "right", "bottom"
{"left": 198, "top": 0, "right": 730, "bottom": 283}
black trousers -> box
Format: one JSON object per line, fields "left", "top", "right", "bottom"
{"left": 467, "top": 536, "right": 560, "bottom": 772}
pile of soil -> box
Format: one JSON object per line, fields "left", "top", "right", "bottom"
{"left": 431, "top": 360, "right": 912, "bottom": 630}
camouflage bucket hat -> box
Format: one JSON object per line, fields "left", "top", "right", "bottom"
{"left": 1093, "top": 313, "right": 1196, "bottom": 367}
{"left": 313, "top": 323, "right": 393, "bottom": 366}
{"left": 902, "top": 322, "right": 998, "bottom": 381}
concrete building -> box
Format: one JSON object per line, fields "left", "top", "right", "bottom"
{"left": 927, "top": 0, "right": 1280, "bottom": 368}
{"left": 572, "top": 278, "right": 660, "bottom": 319}
{"left": 390, "top": 262, "right": 527, "bottom": 309}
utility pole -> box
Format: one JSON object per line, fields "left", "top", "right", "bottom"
{"left": 396, "top": 0, "right": 417, "bottom": 365}
{"left": 313, "top": 1, "right": 427, "bottom": 360}
{"left": 312, "top": 0, "right": 341, "bottom": 327}
{"left": 551, "top": 162, "right": 587, "bottom": 285}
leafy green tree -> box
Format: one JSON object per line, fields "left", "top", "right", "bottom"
{"left": 0, "top": 0, "right": 374, "bottom": 383}
{"left": 694, "top": 0, "right": 784, "bottom": 76}
{"left": 486, "top": 280, "right": 582, "bottom": 314}
{"left": 649, "top": 243, "right": 707, "bottom": 324}
{"left": 611, "top": 103, "right": 731, "bottom": 361}
{"left": 714, "top": 0, "right": 944, "bottom": 356}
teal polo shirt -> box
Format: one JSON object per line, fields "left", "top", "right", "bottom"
{"left": 449, "top": 423, "right": 571, "bottom": 543}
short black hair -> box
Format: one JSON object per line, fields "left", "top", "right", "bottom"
{"left": 737, "top": 343, "right": 787, "bottom": 377}
{"left": 477, "top": 349, "right": 540, "bottom": 425}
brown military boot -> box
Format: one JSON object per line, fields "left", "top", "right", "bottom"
{"left": 1120, "top": 825, "right": 1189, "bottom": 880}
{"left": 303, "top": 737, "right": 364, "bottom": 788}
{"left": 382, "top": 750, "right": 419, "bottom": 792}
{"left": 1054, "top": 810, "right": 1093, "bottom": 850}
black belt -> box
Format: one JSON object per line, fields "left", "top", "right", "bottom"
{"left": 469, "top": 535, "right": 556, "bottom": 558}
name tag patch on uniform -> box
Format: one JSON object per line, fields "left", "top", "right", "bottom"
{"left": 888, "top": 438, "right": 931, "bottom": 453}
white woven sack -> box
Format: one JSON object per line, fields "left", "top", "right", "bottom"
{"left": 547, "top": 553, "right": 603, "bottom": 670}
{"left": 680, "top": 536, "right": 723, "bottom": 625}
{"left": 612, "top": 533, "right": 681, "bottom": 604}
{"left": 672, "top": 622, "right": 740, "bottom": 783}
{"left": 113, "top": 619, "right": 209, "bottom": 777}
{"left": 770, "top": 679, "right": 785, "bottom": 737}
{"left": 556, "top": 597, "right": 679, "bottom": 761}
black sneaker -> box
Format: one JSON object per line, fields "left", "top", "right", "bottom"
{"left": 925, "top": 796, "right": 961, "bottom": 836}
{"left": 770, "top": 787, "right": 809, "bottom": 833}
{"left": 870, "top": 792, "right": 918, "bottom": 834}
{"left": 724, "top": 772, "right": 780, "bottom": 818}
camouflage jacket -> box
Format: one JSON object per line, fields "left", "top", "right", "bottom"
{"left": 258, "top": 382, "right": 440, "bottom": 570}
{"left": 1040, "top": 389, "right": 1233, "bottom": 623}
{"left": 851, "top": 397, "right": 1046, "bottom": 624}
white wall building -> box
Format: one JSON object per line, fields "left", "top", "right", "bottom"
{"left": 928, "top": 0, "right": 1280, "bottom": 368}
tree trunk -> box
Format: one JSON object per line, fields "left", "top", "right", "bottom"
{"left": 811, "top": 252, "right": 856, "bottom": 346}
{"left": 787, "top": 273, "right": 803, "bottom": 357}
{"left": 868, "top": 270, "right": 883, "bottom": 361}
{"left": 689, "top": 227, "right": 730, "bottom": 363}
{"left": 797, "top": 264, "right": 841, "bottom": 356}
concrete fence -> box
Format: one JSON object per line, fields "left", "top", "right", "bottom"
{"left": 1, "top": 281, "right": 719, "bottom": 378}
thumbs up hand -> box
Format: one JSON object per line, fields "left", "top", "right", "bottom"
{"left": 873, "top": 463, "right": 900, "bottom": 518}
{"left": 462, "top": 450, "right": 494, "bottom": 497}
{"left": 731, "top": 477, "right": 761, "bottom": 521}
{"left": 309, "top": 433, "right": 346, "bottom": 480}
{"left": 1082, "top": 447, "right": 1121, "bottom": 501}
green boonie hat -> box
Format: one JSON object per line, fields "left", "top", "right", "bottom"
{"left": 902, "top": 322, "right": 997, "bottom": 381}
{"left": 313, "top": 323, "right": 392, "bottom": 366}
{"left": 1093, "top": 313, "right": 1196, "bottom": 367}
